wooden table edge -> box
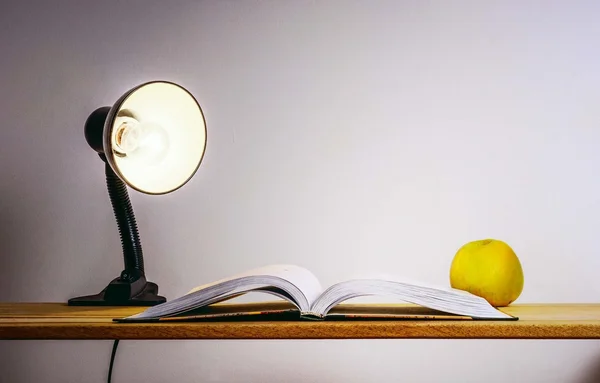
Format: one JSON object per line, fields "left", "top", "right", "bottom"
{"left": 2, "top": 321, "right": 600, "bottom": 340}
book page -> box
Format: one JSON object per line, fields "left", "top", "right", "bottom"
{"left": 311, "top": 279, "right": 512, "bottom": 319}
{"left": 187, "top": 264, "right": 322, "bottom": 302}
{"left": 189, "top": 265, "right": 323, "bottom": 308}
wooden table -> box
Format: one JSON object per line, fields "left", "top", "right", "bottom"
{"left": 2, "top": 302, "right": 600, "bottom": 340}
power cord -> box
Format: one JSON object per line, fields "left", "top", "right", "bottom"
{"left": 108, "top": 340, "right": 120, "bottom": 383}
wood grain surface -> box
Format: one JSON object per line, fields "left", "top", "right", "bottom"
{"left": 2, "top": 302, "right": 600, "bottom": 340}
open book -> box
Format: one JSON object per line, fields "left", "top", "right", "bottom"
{"left": 116, "top": 264, "right": 516, "bottom": 322}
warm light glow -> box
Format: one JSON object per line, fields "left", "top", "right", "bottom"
{"left": 104, "top": 82, "right": 206, "bottom": 194}
{"left": 112, "top": 115, "right": 170, "bottom": 166}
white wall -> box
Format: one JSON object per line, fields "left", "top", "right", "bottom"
{"left": 1, "top": 1, "right": 600, "bottom": 382}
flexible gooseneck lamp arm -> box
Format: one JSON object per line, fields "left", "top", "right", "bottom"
{"left": 105, "top": 161, "right": 145, "bottom": 278}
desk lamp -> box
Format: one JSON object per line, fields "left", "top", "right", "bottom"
{"left": 68, "top": 81, "right": 207, "bottom": 306}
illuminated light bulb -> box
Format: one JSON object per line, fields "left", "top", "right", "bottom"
{"left": 112, "top": 115, "right": 170, "bottom": 166}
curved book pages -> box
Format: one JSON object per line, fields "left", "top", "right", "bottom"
{"left": 116, "top": 264, "right": 516, "bottom": 322}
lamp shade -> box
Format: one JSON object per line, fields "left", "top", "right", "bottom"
{"left": 102, "top": 81, "right": 207, "bottom": 194}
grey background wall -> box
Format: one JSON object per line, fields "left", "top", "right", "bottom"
{"left": 2, "top": 1, "right": 600, "bottom": 382}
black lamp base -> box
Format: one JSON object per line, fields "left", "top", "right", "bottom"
{"left": 68, "top": 276, "right": 166, "bottom": 306}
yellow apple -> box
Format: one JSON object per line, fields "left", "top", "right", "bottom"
{"left": 450, "top": 239, "right": 524, "bottom": 307}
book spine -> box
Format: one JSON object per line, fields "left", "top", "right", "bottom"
{"left": 300, "top": 312, "right": 324, "bottom": 321}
